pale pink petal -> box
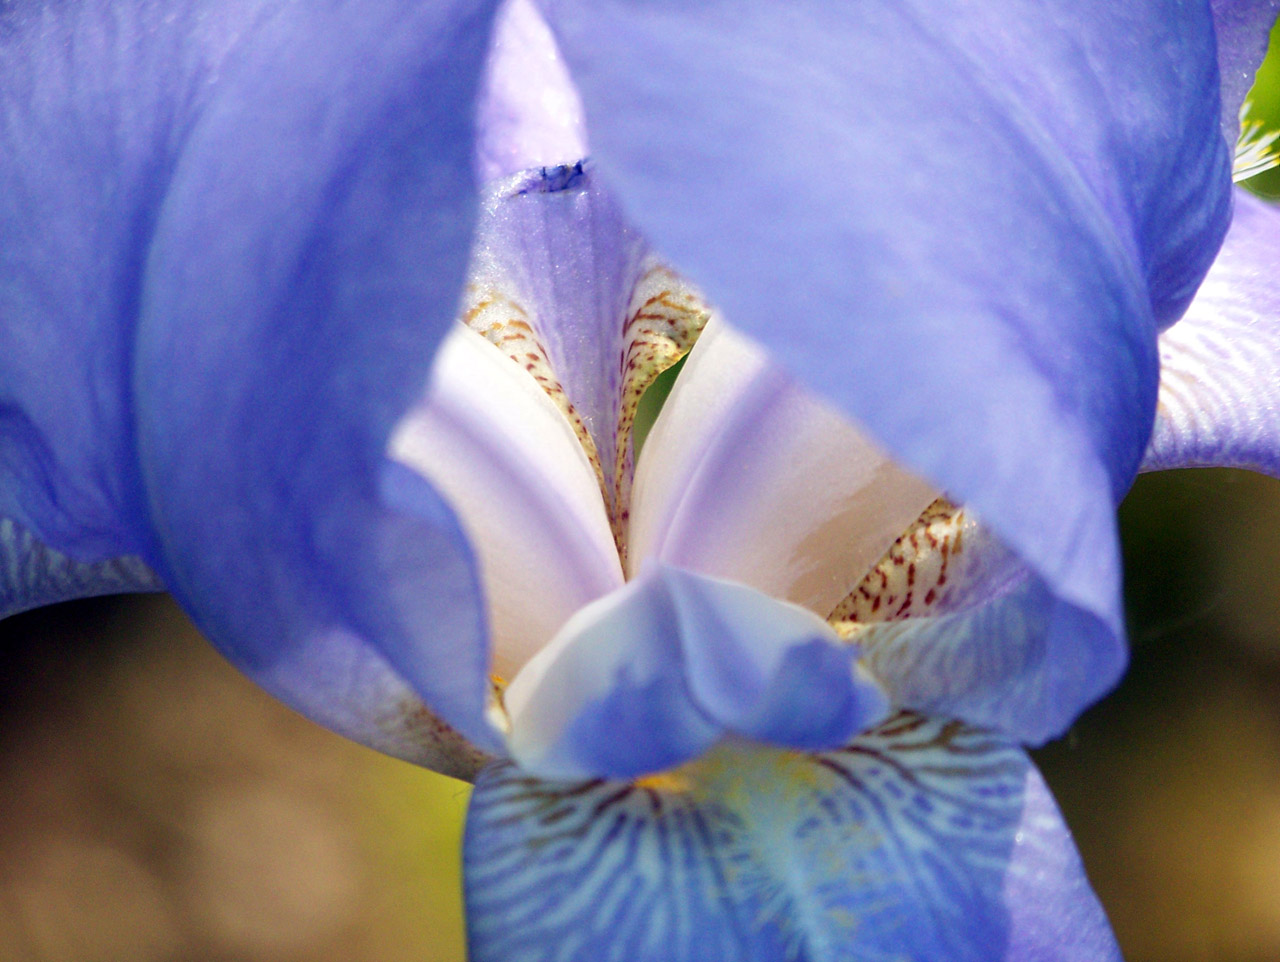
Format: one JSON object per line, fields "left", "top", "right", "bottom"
{"left": 629, "top": 319, "right": 938, "bottom": 617}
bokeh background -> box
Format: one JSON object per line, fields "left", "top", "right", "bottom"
{"left": 3, "top": 23, "right": 1280, "bottom": 962}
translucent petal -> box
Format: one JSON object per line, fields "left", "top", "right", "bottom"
{"left": 539, "top": 0, "right": 1234, "bottom": 669}
{"left": 0, "top": 518, "right": 161, "bottom": 620}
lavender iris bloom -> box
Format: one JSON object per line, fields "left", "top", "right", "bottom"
{"left": 2, "top": 1, "right": 1279, "bottom": 959}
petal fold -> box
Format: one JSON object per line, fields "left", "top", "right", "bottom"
{"left": 1, "top": 3, "right": 286, "bottom": 565}
{"left": 466, "top": 714, "right": 1120, "bottom": 962}
{"left": 129, "top": 0, "right": 505, "bottom": 753}
{"left": 1142, "top": 189, "right": 1280, "bottom": 476}
{"left": 853, "top": 577, "right": 1124, "bottom": 745}
{"left": 503, "top": 565, "right": 888, "bottom": 779}
{"left": 540, "top": 0, "right": 1235, "bottom": 676}
{"left": 391, "top": 324, "right": 623, "bottom": 677}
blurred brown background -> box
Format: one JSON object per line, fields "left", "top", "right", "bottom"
{"left": 0, "top": 595, "right": 469, "bottom": 962}
{"left": 2, "top": 22, "right": 1279, "bottom": 962}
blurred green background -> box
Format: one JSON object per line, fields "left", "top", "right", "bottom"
{"left": 2, "top": 23, "right": 1280, "bottom": 962}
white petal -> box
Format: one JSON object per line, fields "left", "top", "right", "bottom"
{"left": 390, "top": 324, "right": 623, "bottom": 676}
{"left": 629, "top": 318, "right": 937, "bottom": 617}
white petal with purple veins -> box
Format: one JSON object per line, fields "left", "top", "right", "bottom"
{"left": 1142, "top": 189, "right": 1280, "bottom": 476}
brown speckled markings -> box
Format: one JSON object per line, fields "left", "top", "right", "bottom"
{"left": 611, "top": 260, "right": 711, "bottom": 561}
{"left": 457, "top": 262, "right": 710, "bottom": 562}
{"left": 461, "top": 283, "right": 608, "bottom": 499}
{"left": 383, "top": 695, "right": 497, "bottom": 782}
{"left": 828, "top": 497, "right": 969, "bottom": 627}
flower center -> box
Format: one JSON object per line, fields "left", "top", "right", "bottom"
{"left": 460, "top": 257, "right": 709, "bottom": 564}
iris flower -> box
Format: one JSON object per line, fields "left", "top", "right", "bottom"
{"left": 3, "top": 1, "right": 1280, "bottom": 959}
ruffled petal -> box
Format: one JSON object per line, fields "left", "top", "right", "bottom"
{"left": 630, "top": 318, "right": 937, "bottom": 617}
{"left": 474, "top": 0, "right": 588, "bottom": 184}
{"left": 125, "top": 0, "right": 505, "bottom": 750}
{"left": 466, "top": 713, "right": 1119, "bottom": 962}
{"left": 1142, "top": 189, "right": 1280, "bottom": 476}
{"left": 390, "top": 324, "right": 623, "bottom": 677}
{"left": 1, "top": 518, "right": 162, "bottom": 620}
{"left": 1212, "top": 1, "right": 1280, "bottom": 142}
{"left": 539, "top": 0, "right": 1234, "bottom": 676}
{"left": 503, "top": 564, "right": 888, "bottom": 779}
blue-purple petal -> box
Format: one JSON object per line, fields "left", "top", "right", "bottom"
{"left": 3, "top": 0, "right": 508, "bottom": 750}
{"left": 1, "top": 518, "right": 162, "bottom": 620}
{"left": 858, "top": 572, "right": 1126, "bottom": 745}
{"left": 465, "top": 713, "right": 1119, "bottom": 962}
{"left": 1142, "top": 189, "right": 1280, "bottom": 476}
{"left": 539, "top": 0, "right": 1234, "bottom": 697}
{"left": 1212, "top": 1, "right": 1280, "bottom": 141}
{"left": 503, "top": 565, "right": 886, "bottom": 779}
{"left": 475, "top": 0, "right": 588, "bottom": 183}
{"left": 0, "top": 2, "right": 268, "bottom": 563}
{"left": 470, "top": 163, "right": 646, "bottom": 472}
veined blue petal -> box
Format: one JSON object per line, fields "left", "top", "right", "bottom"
{"left": 539, "top": 0, "right": 1234, "bottom": 688}
{"left": 1, "top": 518, "right": 162, "bottom": 620}
{"left": 1142, "top": 189, "right": 1280, "bottom": 476}
{"left": 503, "top": 564, "right": 888, "bottom": 779}
{"left": 1, "top": 2, "right": 286, "bottom": 564}
{"left": 1213, "top": 1, "right": 1280, "bottom": 142}
{"left": 466, "top": 714, "right": 1119, "bottom": 962}
{"left": 119, "top": 0, "right": 503, "bottom": 751}
{"left": 469, "top": 163, "right": 647, "bottom": 475}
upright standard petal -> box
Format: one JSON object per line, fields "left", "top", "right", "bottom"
{"left": 474, "top": 0, "right": 588, "bottom": 184}
{"left": 466, "top": 714, "right": 1119, "bottom": 962}
{"left": 1142, "top": 189, "right": 1280, "bottom": 476}
{"left": 1212, "top": 1, "right": 1280, "bottom": 142}
{"left": 539, "top": 0, "right": 1234, "bottom": 683}
{"left": 123, "top": 0, "right": 505, "bottom": 750}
